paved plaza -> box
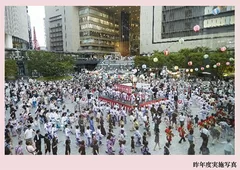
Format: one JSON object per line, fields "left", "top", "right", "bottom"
{"left": 5, "top": 86, "right": 235, "bottom": 155}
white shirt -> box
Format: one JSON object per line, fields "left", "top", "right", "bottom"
{"left": 24, "top": 129, "right": 34, "bottom": 139}
{"left": 65, "top": 128, "right": 71, "bottom": 137}
{"left": 85, "top": 129, "right": 92, "bottom": 138}
{"left": 75, "top": 129, "right": 81, "bottom": 139}
{"left": 179, "top": 115, "right": 185, "bottom": 122}
{"left": 201, "top": 128, "right": 210, "bottom": 136}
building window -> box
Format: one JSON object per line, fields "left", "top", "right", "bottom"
{"left": 170, "top": 12, "right": 174, "bottom": 20}
{"left": 185, "top": 22, "right": 191, "bottom": 30}
{"left": 185, "top": 9, "right": 192, "bottom": 18}
{"left": 169, "top": 23, "right": 174, "bottom": 32}
{"left": 163, "top": 14, "right": 166, "bottom": 21}
{"left": 162, "top": 25, "right": 165, "bottom": 33}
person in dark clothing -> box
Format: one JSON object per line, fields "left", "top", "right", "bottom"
{"left": 100, "top": 116, "right": 106, "bottom": 136}
{"left": 142, "top": 132, "right": 147, "bottom": 146}
{"left": 199, "top": 140, "right": 209, "bottom": 155}
{"left": 227, "top": 100, "right": 233, "bottom": 115}
{"left": 65, "top": 138, "right": 71, "bottom": 155}
{"left": 188, "top": 143, "right": 195, "bottom": 155}
{"left": 78, "top": 140, "right": 86, "bottom": 155}
{"left": 153, "top": 116, "right": 161, "bottom": 134}
{"left": 78, "top": 115, "right": 85, "bottom": 135}
{"left": 141, "top": 141, "right": 151, "bottom": 155}
{"left": 157, "top": 105, "right": 164, "bottom": 117}
{"left": 194, "top": 115, "right": 199, "bottom": 127}
{"left": 171, "top": 111, "right": 178, "bottom": 129}
{"left": 130, "top": 136, "right": 136, "bottom": 153}
{"left": 92, "top": 140, "right": 99, "bottom": 155}
{"left": 150, "top": 105, "right": 157, "bottom": 119}
{"left": 52, "top": 136, "right": 58, "bottom": 155}
{"left": 44, "top": 133, "right": 51, "bottom": 155}
{"left": 154, "top": 128, "right": 161, "bottom": 150}
{"left": 5, "top": 138, "right": 12, "bottom": 155}
{"left": 5, "top": 125, "right": 11, "bottom": 141}
{"left": 164, "top": 142, "right": 170, "bottom": 155}
{"left": 33, "top": 130, "right": 44, "bottom": 155}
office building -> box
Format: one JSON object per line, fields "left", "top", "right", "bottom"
{"left": 140, "top": 6, "right": 235, "bottom": 53}
{"left": 5, "top": 6, "right": 29, "bottom": 49}
{"left": 27, "top": 7, "right": 33, "bottom": 50}
{"left": 44, "top": 6, "right": 140, "bottom": 57}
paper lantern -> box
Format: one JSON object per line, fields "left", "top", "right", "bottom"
{"left": 190, "top": 69, "right": 193, "bottom": 72}
{"left": 186, "top": 69, "right": 189, "bottom": 72}
{"left": 164, "top": 49, "right": 169, "bottom": 56}
{"left": 213, "top": 65, "right": 217, "bottom": 68}
{"left": 174, "top": 66, "right": 179, "bottom": 70}
{"left": 226, "top": 62, "right": 230, "bottom": 66}
{"left": 229, "top": 58, "right": 234, "bottom": 61}
{"left": 195, "top": 68, "right": 198, "bottom": 71}
{"left": 142, "top": 64, "right": 147, "bottom": 69}
{"left": 193, "top": 25, "right": 200, "bottom": 32}
{"left": 188, "top": 61, "right": 192, "bottom": 66}
{"left": 153, "top": 57, "right": 158, "bottom": 62}
{"left": 206, "top": 65, "right": 210, "bottom": 68}
{"left": 203, "top": 54, "right": 209, "bottom": 59}
{"left": 179, "top": 38, "right": 184, "bottom": 44}
{"left": 220, "top": 47, "right": 226, "bottom": 52}
{"left": 216, "top": 62, "right": 221, "bottom": 66}
{"left": 212, "top": 7, "right": 220, "bottom": 15}
{"left": 201, "top": 67, "right": 204, "bottom": 71}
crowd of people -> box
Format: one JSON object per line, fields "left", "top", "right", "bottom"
{"left": 4, "top": 70, "right": 235, "bottom": 155}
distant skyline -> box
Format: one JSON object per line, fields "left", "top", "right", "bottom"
{"left": 28, "top": 6, "right": 45, "bottom": 47}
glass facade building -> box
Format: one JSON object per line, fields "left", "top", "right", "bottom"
{"left": 45, "top": 6, "right": 140, "bottom": 57}
{"left": 78, "top": 7, "right": 119, "bottom": 53}
{"left": 140, "top": 6, "right": 235, "bottom": 53}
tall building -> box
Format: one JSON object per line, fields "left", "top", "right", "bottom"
{"left": 140, "top": 6, "right": 235, "bottom": 53}
{"left": 27, "top": 7, "right": 33, "bottom": 49}
{"left": 44, "top": 6, "right": 140, "bottom": 57}
{"left": 5, "top": 6, "right": 30, "bottom": 49}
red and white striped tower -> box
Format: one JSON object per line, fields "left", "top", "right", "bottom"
{"left": 33, "top": 26, "right": 40, "bottom": 50}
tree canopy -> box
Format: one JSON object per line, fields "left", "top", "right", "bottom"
{"left": 134, "top": 47, "right": 234, "bottom": 78}
{"left": 5, "top": 59, "right": 18, "bottom": 80}
{"left": 27, "top": 51, "right": 74, "bottom": 77}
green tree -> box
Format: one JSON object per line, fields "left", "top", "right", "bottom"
{"left": 27, "top": 51, "right": 74, "bottom": 77}
{"left": 134, "top": 47, "right": 234, "bottom": 78}
{"left": 5, "top": 59, "right": 18, "bottom": 79}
